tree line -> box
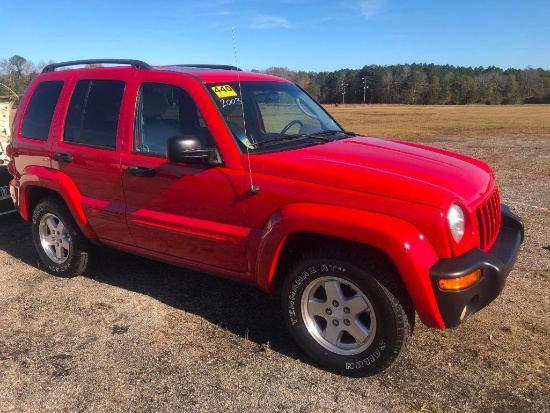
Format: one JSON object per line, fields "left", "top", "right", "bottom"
{"left": 2, "top": 55, "right": 549, "bottom": 105}
{"left": 264, "top": 64, "right": 550, "bottom": 105}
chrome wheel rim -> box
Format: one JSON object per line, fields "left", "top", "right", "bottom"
{"left": 39, "top": 213, "right": 70, "bottom": 264}
{"left": 301, "top": 276, "right": 376, "bottom": 355}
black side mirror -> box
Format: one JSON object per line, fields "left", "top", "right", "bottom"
{"left": 166, "top": 135, "right": 222, "bottom": 166}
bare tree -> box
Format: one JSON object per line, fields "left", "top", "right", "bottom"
{"left": 522, "top": 67, "right": 543, "bottom": 98}
{"left": 381, "top": 70, "right": 394, "bottom": 103}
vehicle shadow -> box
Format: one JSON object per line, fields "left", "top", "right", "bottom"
{"left": 0, "top": 216, "right": 306, "bottom": 362}
{"left": 0, "top": 213, "right": 39, "bottom": 266}
{"left": 83, "top": 247, "right": 305, "bottom": 361}
{"left": 0, "top": 214, "right": 308, "bottom": 362}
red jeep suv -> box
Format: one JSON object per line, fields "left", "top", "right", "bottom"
{"left": 8, "top": 59, "right": 524, "bottom": 376}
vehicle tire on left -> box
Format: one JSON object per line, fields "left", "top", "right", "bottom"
{"left": 31, "top": 196, "right": 94, "bottom": 277}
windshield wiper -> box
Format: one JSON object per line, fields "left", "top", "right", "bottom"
{"left": 252, "top": 130, "right": 356, "bottom": 149}
{"left": 309, "top": 130, "right": 357, "bottom": 137}
{"left": 251, "top": 134, "right": 308, "bottom": 148}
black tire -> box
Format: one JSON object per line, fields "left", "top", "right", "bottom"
{"left": 0, "top": 167, "right": 11, "bottom": 186}
{"left": 0, "top": 167, "right": 15, "bottom": 215}
{"left": 31, "top": 196, "right": 94, "bottom": 277}
{"left": 281, "top": 247, "right": 414, "bottom": 377}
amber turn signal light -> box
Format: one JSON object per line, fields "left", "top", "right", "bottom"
{"left": 438, "top": 270, "right": 482, "bottom": 291}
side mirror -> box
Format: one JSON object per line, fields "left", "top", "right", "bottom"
{"left": 166, "top": 135, "right": 222, "bottom": 166}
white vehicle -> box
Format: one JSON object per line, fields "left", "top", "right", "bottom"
{"left": 0, "top": 91, "right": 16, "bottom": 216}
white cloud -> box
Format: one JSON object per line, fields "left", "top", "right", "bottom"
{"left": 358, "top": 0, "right": 385, "bottom": 18}
{"left": 212, "top": 11, "right": 233, "bottom": 16}
{"left": 250, "top": 14, "right": 290, "bottom": 29}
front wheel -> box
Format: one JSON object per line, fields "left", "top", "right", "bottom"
{"left": 32, "top": 196, "right": 94, "bottom": 277}
{"left": 281, "top": 248, "right": 414, "bottom": 377}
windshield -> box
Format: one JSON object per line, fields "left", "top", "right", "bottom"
{"left": 207, "top": 81, "right": 343, "bottom": 152}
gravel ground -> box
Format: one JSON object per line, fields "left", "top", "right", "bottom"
{"left": 0, "top": 131, "right": 548, "bottom": 412}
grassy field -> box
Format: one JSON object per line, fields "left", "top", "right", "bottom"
{"left": 326, "top": 104, "right": 550, "bottom": 140}
{"left": 10, "top": 104, "right": 550, "bottom": 140}
{"left": 1, "top": 105, "right": 549, "bottom": 412}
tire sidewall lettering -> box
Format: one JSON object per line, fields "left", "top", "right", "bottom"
{"left": 344, "top": 340, "right": 387, "bottom": 370}
{"left": 287, "top": 266, "right": 317, "bottom": 325}
{"left": 320, "top": 264, "right": 346, "bottom": 274}
{"left": 286, "top": 262, "right": 352, "bottom": 328}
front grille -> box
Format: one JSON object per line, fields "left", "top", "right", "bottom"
{"left": 476, "top": 188, "right": 501, "bottom": 251}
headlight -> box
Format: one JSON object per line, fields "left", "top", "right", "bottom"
{"left": 448, "top": 203, "right": 465, "bottom": 243}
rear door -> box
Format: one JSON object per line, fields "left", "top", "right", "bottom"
{"left": 120, "top": 74, "right": 249, "bottom": 273}
{"left": 51, "top": 73, "right": 132, "bottom": 244}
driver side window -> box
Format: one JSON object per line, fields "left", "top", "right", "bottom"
{"left": 133, "top": 83, "right": 213, "bottom": 156}
{"left": 258, "top": 90, "right": 322, "bottom": 135}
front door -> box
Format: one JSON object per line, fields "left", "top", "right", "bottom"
{"left": 121, "top": 81, "right": 249, "bottom": 273}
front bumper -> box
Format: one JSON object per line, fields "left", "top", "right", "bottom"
{"left": 429, "top": 204, "right": 524, "bottom": 328}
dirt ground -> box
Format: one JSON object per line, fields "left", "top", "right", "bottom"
{"left": 0, "top": 110, "right": 549, "bottom": 412}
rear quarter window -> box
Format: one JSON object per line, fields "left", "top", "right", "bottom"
{"left": 20, "top": 81, "right": 64, "bottom": 141}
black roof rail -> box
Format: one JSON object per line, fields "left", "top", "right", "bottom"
{"left": 41, "top": 59, "right": 152, "bottom": 73}
{"left": 175, "top": 64, "right": 242, "bottom": 71}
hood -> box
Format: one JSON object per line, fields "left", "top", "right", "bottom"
{"left": 247, "top": 136, "right": 494, "bottom": 208}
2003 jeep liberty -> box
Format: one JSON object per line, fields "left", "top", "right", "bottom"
{"left": 7, "top": 60, "right": 524, "bottom": 376}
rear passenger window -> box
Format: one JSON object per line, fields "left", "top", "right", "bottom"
{"left": 64, "top": 80, "right": 125, "bottom": 149}
{"left": 21, "top": 81, "right": 63, "bottom": 141}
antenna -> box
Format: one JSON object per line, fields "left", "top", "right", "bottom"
{"left": 232, "top": 26, "right": 260, "bottom": 194}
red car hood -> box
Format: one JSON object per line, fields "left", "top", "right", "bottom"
{"left": 248, "top": 136, "right": 494, "bottom": 208}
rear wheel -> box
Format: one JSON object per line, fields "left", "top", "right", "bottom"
{"left": 281, "top": 248, "right": 414, "bottom": 376}
{"left": 32, "top": 196, "right": 93, "bottom": 277}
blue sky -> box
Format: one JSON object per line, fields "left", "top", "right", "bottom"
{"left": 3, "top": 0, "right": 549, "bottom": 72}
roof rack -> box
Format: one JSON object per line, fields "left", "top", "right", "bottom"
{"left": 175, "top": 64, "right": 242, "bottom": 71}
{"left": 41, "top": 59, "right": 152, "bottom": 73}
